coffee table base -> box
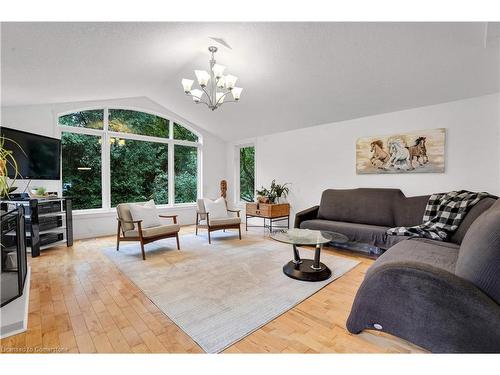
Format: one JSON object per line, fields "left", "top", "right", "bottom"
{"left": 283, "top": 260, "right": 332, "bottom": 282}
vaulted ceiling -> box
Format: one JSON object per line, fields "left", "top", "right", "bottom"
{"left": 2, "top": 22, "right": 499, "bottom": 140}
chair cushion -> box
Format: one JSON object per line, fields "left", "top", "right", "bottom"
{"left": 116, "top": 203, "right": 134, "bottom": 231}
{"left": 300, "top": 219, "right": 390, "bottom": 249}
{"left": 199, "top": 217, "right": 241, "bottom": 226}
{"left": 128, "top": 200, "right": 161, "bottom": 229}
{"left": 203, "top": 197, "right": 228, "bottom": 219}
{"left": 455, "top": 198, "right": 500, "bottom": 304}
{"left": 124, "top": 223, "right": 180, "bottom": 238}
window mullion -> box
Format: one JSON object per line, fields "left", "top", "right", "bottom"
{"left": 168, "top": 140, "right": 175, "bottom": 206}
{"left": 103, "top": 108, "right": 111, "bottom": 210}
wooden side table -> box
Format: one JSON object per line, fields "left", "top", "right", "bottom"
{"left": 245, "top": 203, "right": 290, "bottom": 233}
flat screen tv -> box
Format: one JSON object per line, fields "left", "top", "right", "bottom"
{"left": 1, "top": 127, "right": 61, "bottom": 180}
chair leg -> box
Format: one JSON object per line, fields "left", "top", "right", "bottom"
{"left": 208, "top": 229, "right": 211, "bottom": 244}
{"left": 238, "top": 226, "right": 242, "bottom": 240}
{"left": 195, "top": 224, "right": 198, "bottom": 235}
{"left": 140, "top": 241, "right": 146, "bottom": 260}
{"left": 116, "top": 222, "right": 121, "bottom": 251}
{"left": 176, "top": 233, "right": 180, "bottom": 250}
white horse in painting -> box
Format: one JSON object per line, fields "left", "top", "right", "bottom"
{"left": 387, "top": 139, "right": 412, "bottom": 170}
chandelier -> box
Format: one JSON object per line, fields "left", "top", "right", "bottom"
{"left": 181, "top": 46, "right": 243, "bottom": 111}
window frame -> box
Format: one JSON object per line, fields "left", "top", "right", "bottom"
{"left": 234, "top": 142, "right": 256, "bottom": 205}
{"left": 57, "top": 106, "right": 203, "bottom": 212}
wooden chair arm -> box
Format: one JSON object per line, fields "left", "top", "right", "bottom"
{"left": 159, "top": 214, "right": 178, "bottom": 224}
{"left": 116, "top": 218, "right": 143, "bottom": 224}
{"left": 227, "top": 209, "right": 240, "bottom": 217}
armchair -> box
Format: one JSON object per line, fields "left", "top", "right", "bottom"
{"left": 195, "top": 199, "right": 242, "bottom": 244}
{"left": 116, "top": 203, "right": 180, "bottom": 260}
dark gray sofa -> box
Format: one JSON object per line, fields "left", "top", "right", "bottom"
{"left": 347, "top": 198, "right": 500, "bottom": 352}
{"left": 295, "top": 188, "right": 500, "bottom": 352}
{"left": 295, "top": 188, "right": 496, "bottom": 251}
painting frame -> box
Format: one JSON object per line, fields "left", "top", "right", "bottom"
{"left": 356, "top": 128, "right": 446, "bottom": 174}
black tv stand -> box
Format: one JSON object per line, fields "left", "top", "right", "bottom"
{"left": 1, "top": 198, "right": 73, "bottom": 257}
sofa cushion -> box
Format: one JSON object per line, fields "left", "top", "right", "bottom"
{"left": 300, "top": 219, "right": 390, "bottom": 249}
{"left": 393, "top": 195, "right": 429, "bottom": 227}
{"left": 317, "top": 188, "right": 401, "bottom": 227}
{"left": 455, "top": 199, "right": 500, "bottom": 304}
{"left": 450, "top": 197, "right": 497, "bottom": 244}
{"left": 124, "top": 223, "right": 180, "bottom": 238}
{"left": 369, "top": 238, "right": 460, "bottom": 276}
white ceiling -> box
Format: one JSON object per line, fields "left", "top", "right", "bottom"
{"left": 2, "top": 22, "right": 499, "bottom": 141}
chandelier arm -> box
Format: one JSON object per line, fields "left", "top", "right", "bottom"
{"left": 200, "top": 85, "right": 215, "bottom": 107}
{"left": 214, "top": 91, "right": 233, "bottom": 107}
{"left": 185, "top": 93, "right": 210, "bottom": 107}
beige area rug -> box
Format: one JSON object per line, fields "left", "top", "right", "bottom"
{"left": 103, "top": 232, "right": 360, "bottom": 353}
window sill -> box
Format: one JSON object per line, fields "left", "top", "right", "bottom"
{"left": 72, "top": 203, "right": 197, "bottom": 217}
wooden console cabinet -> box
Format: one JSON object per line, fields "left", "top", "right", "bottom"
{"left": 245, "top": 202, "right": 290, "bottom": 233}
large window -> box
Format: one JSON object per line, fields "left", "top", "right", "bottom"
{"left": 110, "top": 139, "right": 168, "bottom": 206}
{"left": 174, "top": 145, "right": 198, "bottom": 204}
{"left": 61, "top": 133, "right": 102, "bottom": 209}
{"left": 238, "top": 145, "right": 255, "bottom": 202}
{"left": 60, "top": 108, "right": 201, "bottom": 210}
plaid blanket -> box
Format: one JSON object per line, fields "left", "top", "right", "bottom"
{"left": 387, "top": 190, "right": 491, "bottom": 241}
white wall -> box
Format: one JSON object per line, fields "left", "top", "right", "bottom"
{"left": 1, "top": 96, "right": 228, "bottom": 239}
{"left": 227, "top": 94, "right": 500, "bottom": 221}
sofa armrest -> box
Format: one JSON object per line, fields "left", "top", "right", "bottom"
{"left": 294, "top": 205, "right": 319, "bottom": 228}
{"left": 347, "top": 261, "right": 500, "bottom": 353}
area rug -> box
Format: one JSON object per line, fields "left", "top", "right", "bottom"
{"left": 102, "top": 232, "right": 360, "bottom": 353}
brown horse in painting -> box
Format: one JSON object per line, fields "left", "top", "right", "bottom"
{"left": 370, "top": 140, "right": 390, "bottom": 168}
{"left": 407, "top": 136, "right": 428, "bottom": 169}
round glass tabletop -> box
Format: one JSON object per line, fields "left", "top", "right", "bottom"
{"left": 271, "top": 228, "right": 347, "bottom": 245}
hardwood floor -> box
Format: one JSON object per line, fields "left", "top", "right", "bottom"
{"left": 0, "top": 225, "right": 425, "bottom": 354}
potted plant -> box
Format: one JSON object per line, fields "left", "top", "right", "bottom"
{"left": 0, "top": 136, "right": 24, "bottom": 199}
{"left": 270, "top": 180, "right": 290, "bottom": 204}
{"left": 255, "top": 180, "right": 290, "bottom": 204}
{"left": 255, "top": 187, "right": 270, "bottom": 203}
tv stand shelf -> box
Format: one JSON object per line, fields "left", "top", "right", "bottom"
{"left": 1, "top": 198, "right": 73, "bottom": 257}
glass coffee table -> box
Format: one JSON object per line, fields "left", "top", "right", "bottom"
{"left": 271, "top": 229, "right": 348, "bottom": 282}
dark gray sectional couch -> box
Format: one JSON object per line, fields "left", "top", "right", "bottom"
{"left": 295, "top": 188, "right": 500, "bottom": 352}
{"left": 295, "top": 188, "right": 496, "bottom": 251}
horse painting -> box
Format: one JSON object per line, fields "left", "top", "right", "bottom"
{"left": 388, "top": 139, "right": 411, "bottom": 170}
{"left": 356, "top": 128, "right": 445, "bottom": 174}
{"left": 369, "top": 140, "right": 390, "bottom": 168}
{"left": 407, "top": 136, "right": 428, "bottom": 169}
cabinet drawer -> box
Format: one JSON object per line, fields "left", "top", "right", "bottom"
{"left": 246, "top": 203, "right": 259, "bottom": 215}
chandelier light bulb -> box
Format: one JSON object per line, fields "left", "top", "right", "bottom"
{"left": 217, "top": 75, "right": 226, "bottom": 88}
{"left": 195, "top": 70, "right": 210, "bottom": 87}
{"left": 190, "top": 89, "right": 203, "bottom": 102}
{"left": 212, "top": 64, "right": 226, "bottom": 78}
{"left": 181, "top": 78, "right": 194, "bottom": 93}
{"left": 224, "top": 74, "right": 238, "bottom": 90}
{"left": 232, "top": 87, "right": 243, "bottom": 101}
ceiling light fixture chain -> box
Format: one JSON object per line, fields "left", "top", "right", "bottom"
{"left": 181, "top": 46, "right": 243, "bottom": 111}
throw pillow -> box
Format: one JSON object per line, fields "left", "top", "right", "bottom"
{"left": 129, "top": 200, "right": 161, "bottom": 229}
{"left": 204, "top": 197, "right": 228, "bottom": 220}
